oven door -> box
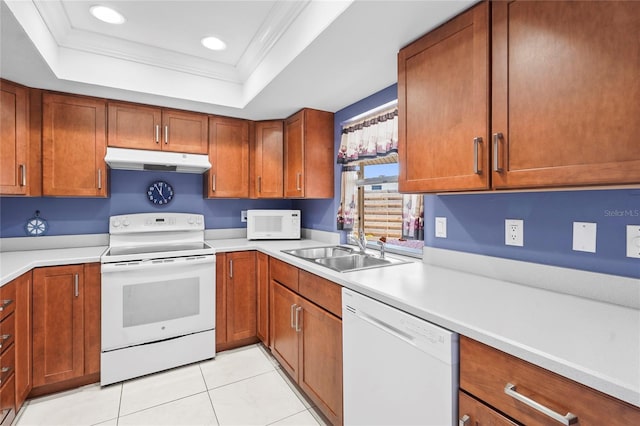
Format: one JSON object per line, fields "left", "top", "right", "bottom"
{"left": 101, "top": 255, "right": 215, "bottom": 352}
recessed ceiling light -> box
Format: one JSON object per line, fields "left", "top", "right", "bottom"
{"left": 90, "top": 5, "right": 126, "bottom": 25}
{"left": 201, "top": 36, "right": 227, "bottom": 51}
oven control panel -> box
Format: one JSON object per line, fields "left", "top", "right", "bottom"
{"left": 109, "top": 213, "right": 204, "bottom": 233}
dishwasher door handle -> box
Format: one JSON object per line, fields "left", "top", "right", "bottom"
{"left": 358, "top": 311, "right": 415, "bottom": 345}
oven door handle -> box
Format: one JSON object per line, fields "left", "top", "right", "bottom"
{"left": 101, "top": 256, "right": 215, "bottom": 273}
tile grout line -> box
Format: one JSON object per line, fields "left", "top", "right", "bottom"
{"left": 199, "top": 362, "right": 221, "bottom": 425}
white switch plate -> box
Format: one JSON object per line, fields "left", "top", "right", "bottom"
{"left": 627, "top": 225, "right": 640, "bottom": 258}
{"left": 435, "top": 217, "right": 447, "bottom": 238}
{"left": 241, "top": 210, "right": 247, "bottom": 223}
{"left": 573, "top": 222, "right": 597, "bottom": 253}
{"left": 505, "top": 219, "right": 524, "bottom": 247}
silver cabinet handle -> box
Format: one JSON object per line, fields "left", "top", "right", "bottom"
{"left": 74, "top": 273, "right": 79, "bottom": 297}
{"left": 229, "top": 259, "right": 233, "bottom": 279}
{"left": 296, "top": 173, "right": 302, "bottom": 191}
{"left": 20, "top": 164, "right": 27, "bottom": 186}
{"left": 0, "top": 334, "right": 12, "bottom": 350}
{"left": 290, "top": 304, "right": 297, "bottom": 329}
{"left": 257, "top": 176, "right": 262, "bottom": 194}
{"left": 0, "top": 366, "right": 13, "bottom": 385}
{"left": 97, "top": 169, "right": 102, "bottom": 190}
{"left": 459, "top": 414, "right": 470, "bottom": 426}
{"left": 295, "top": 306, "right": 302, "bottom": 332}
{"left": 0, "top": 299, "right": 13, "bottom": 312}
{"left": 155, "top": 125, "right": 160, "bottom": 143}
{"left": 505, "top": 383, "right": 578, "bottom": 425}
{"left": 493, "top": 132, "right": 503, "bottom": 172}
{"left": 473, "top": 137, "right": 482, "bottom": 174}
{"left": 164, "top": 125, "right": 169, "bottom": 144}
{"left": 211, "top": 174, "right": 216, "bottom": 191}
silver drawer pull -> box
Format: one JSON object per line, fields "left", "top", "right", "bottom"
{"left": 20, "top": 164, "right": 27, "bottom": 186}
{"left": 155, "top": 125, "right": 160, "bottom": 143}
{"left": 505, "top": 383, "right": 578, "bottom": 425}
{"left": 493, "top": 132, "right": 503, "bottom": 172}
{"left": 459, "top": 414, "right": 470, "bottom": 426}
{"left": 0, "top": 299, "right": 13, "bottom": 312}
{"left": 295, "top": 306, "right": 302, "bottom": 332}
{"left": 290, "top": 304, "right": 297, "bottom": 329}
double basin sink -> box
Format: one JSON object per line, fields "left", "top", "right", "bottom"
{"left": 282, "top": 245, "right": 410, "bottom": 273}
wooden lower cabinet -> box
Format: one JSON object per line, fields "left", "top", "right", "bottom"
{"left": 0, "top": 279, "right": 16, "bottom": 426}
{"left": 460, "top": 336, "right": 640, "bottom": 425}
{"left": 216, "top": 251, "right": 258, "bottom": 351}
{"left": 270, "top": 276, "right": 343, "bottom": 425}
{"left": 14, "top": 272, "right": 32, "bottom": 412}
{"left": 459, "top": 391, "right": 517, "bottom": 426}
{"left": 31, "top": 263, "right": 100, "bottom": 396}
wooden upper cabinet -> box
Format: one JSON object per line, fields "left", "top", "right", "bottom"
{"left": 206, "top": 116, "right": 250, "bottom": 198}
{"left": 491, "top": 1, "right": 640, "bottom": 188}
{"left": 0, "top": 80, "right": 40, "bottom": 196}
{"left": 251, "top": 120, "right": 284, "bottom": 198}
{"left": 398, "top": 1, "right": 489, "bottom": 193}
{"left": 108, "top": 102, "right": 208, "bottom": 154}
{"left": 42, "top": 93, "right": 107, "bottom": 197}
{"left": 284, "top": 108, "right": 334, "bottom": 198}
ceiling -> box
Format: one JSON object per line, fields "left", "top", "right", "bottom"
{"left": 1, "top": 0, "right": 476, "bottom": 120}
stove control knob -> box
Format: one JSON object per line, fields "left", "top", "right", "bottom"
{"left": 112, "top": 219, "right": 121, "bottom": 228}
{"left": 196, "top": 216, "right": 203, "bottom": 225}
{"left": 123, "top": 219, "right": 130, "bottom": 227}
{"left": 188, "top": 216, "right": 195, "bottom": 225}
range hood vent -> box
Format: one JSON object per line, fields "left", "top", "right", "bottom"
{"left": 104, "top": 147, "right": 211, "bottom": 174}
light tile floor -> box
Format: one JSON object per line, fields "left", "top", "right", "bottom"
{"left": 15, "top": 344, "right": 326, "bottom": 426}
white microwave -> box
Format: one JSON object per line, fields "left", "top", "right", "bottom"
{"left": 247, "top": 210, "right": 301, "bottom": 240}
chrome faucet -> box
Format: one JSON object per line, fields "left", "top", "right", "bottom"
{"left": 378, "top": 236, "right": 387, "bottom": 259}
{"left": 351, "top": 229, "right": 367, "bottom": 253}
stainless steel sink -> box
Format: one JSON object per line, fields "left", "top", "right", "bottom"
{"left": 282, "top": 245, "right": 355, "bottom": 260}
{"left": 282, "top": 246, "right": 410, "bottom": 272}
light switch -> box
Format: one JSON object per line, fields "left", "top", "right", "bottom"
{"left": 627, "top": 225, "right": 640, "bottom": 259}
{"left": 572, "top": 222, "right": 597, "bottom": 253}
{"left": 435, "top": 217, "right": 447, "bottom": 238}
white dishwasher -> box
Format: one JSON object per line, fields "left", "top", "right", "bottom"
{"left": 342, "top": 288, "right": 458, "bottom": 426}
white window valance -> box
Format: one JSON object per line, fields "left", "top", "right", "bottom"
{"left": 337, "top": 107, "right": 398, "bottom": 164}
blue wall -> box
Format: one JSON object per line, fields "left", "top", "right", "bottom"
{"left": 0, "top": 170, "right": 292, "bottom": 237}
{"left": 329, "top": 85, "right": 639, "bottom": 279}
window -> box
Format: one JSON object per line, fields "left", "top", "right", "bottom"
{"left": 337, "top": 102, "right": 423, "bottom": 255}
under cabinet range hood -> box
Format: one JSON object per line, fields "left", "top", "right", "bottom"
{"left": 104, "top": 147, "right": 211, "bottom": 174}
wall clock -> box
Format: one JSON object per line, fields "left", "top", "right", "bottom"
{"left": 147, "top": 180, "right": 174, "bottom": 205}
{"left": 25, "top": 210, "right": 48, "bottom": 236}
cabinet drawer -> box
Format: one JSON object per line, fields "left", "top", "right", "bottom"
{"left": 298, "top": 270, "right": 341, "bottom": 318}
{"left": 459, "top": 391, "right": 517, "bottom": 426}
{"left": 270, "top": 258, "right": 298, "bottom": 292}
{"left": 0, "top": 313, "right": 15, "bottom": 355}
{"left": 460, "top": 336, "right": 640, "bottom": 426}
{"left": 0, "top": 282, "right": 16, "bottom": 321}
{"left": 0, "top": 345, "right": 14, "bottom": 386}
{"left": 0, "top": 373, "right": 15, "bottom": 426}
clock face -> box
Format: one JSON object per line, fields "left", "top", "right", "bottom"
{"left": 147, "top": 180, "right": 174, "bottom": 205}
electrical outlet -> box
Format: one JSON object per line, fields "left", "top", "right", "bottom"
{"left": 505, "top": 219, "right": 524, "bottom": 247}
{"left": 573, "top": 222, "right": 597, "bottom": 253}
{"left": 627, "top": 225, "right": 640, "bottom": 259}
{"left": 435, "top": 217, "right": 447, "bottom": 238}
{"left": 241, "top": 210, "right": 247, "bottom": 223}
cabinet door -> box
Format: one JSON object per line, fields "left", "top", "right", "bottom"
{"left": 32, "top": 265, "right": 85, "bottom": 386}
{"left": 14, "top": 272, "right": 32, "bottom": 411}
{"left": 215, "top": 253, "right": 227, "bottom": 347}
{"left": 226, "top": 251, "right": 256, "bottom": 342}
{"left": 298, "top": 298, "right": 343, "bottom": 426}
{"left": 270, "top": 281, "right": 299, "bottom": 379}
{"left": 251, "top": 120, "right": 284, "bottom": 198}
{"left": 0, "top": 80, "right": 28, "bottom": 195}
{"left": 206, "top": 116, "right": 250, "bottom": 198}
{"left": 398, "top": 2, "right": 489, "bottom": 192}
{"left": 42, "top": 93, "right": 107, "bottom": 197}
{"left": 162, "top": 109, "right": 208, "bottom": 154}
{"left": 492, "top": 1, "right": 640, "bottom": 188}
{"left": 256, "top": 252, "right": 269, "bottom": 345}
{"left": 459, "top": 391, "right": 517, "bottom": 426}
{"left": 284, "top": 111, "right": 305, "bottom": 198}
{"left": 107, "top": 102, "right": 162, "bottom": 151}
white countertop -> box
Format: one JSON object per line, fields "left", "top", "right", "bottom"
{"left": 1, "top": 238, "right": 638, "bottom": 409}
